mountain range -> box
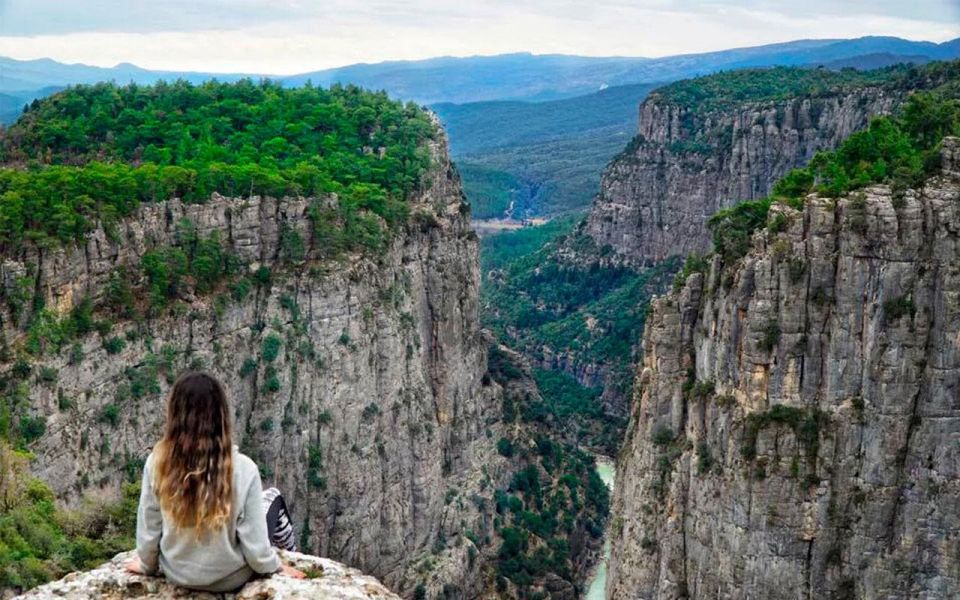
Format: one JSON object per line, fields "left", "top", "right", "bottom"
{"left": 0, "top": 36, "right": 955, "bottom": 107}
{"left": 0, "top": 35, "right": 957, "bottom": 216}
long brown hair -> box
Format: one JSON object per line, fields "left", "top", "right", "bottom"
{"left": 153, "top": 372, "right": 234, "bottom": 536}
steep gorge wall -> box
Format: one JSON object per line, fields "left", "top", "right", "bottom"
{"left": 4, "top": 132, "right": 507, "bottom": 597}
{"left": 584, "top": 87, "right": 901, "bottom": 266}
{"left": 607, "top": 141, "right": 960, "bottom": 599}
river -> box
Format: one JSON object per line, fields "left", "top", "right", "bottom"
{"left": 583, "top": 456, "right": 615, "bottom": 600}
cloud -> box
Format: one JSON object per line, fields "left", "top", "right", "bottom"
{"left": 0, "top": 0, "right": 955, "bottom": 73}
{"left": 0, "top": 0, "right": 303, "bottom": 35}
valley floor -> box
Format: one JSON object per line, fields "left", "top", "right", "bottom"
{"left": 471, "top": 217, "right": 553, "bottom": 236}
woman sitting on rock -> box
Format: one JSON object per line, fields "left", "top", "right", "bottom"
{"left": 125, "top": 371, "right": 305, "bottom": 591}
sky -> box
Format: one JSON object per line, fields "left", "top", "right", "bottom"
{"left": 0, "top": 0, "right": 957, "bottom": 75}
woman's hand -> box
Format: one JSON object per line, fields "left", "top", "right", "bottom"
{"left": 124, "top": 557, "right": 144, "bottom": 575}
{"left": 279, "top": 564, "right": 306, "bottom": 579}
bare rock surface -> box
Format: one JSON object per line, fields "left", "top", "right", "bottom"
{"left": 607, "top": 141, "right": 960, "bottom": 599}
{"left": 4, "top": 126, "right": 507, "bottom": 598}
{"left": 15, "top": 550, "right": 401, "bottom": 599}
{"left": 583, "top": 86, "right": 903, "bottom": 267}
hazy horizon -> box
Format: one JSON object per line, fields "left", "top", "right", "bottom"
{"left": 3, "top": 35, "right": 959, "bottom": 78}
{"left": 0, "top": 0, "right": 956, "bottom": 75}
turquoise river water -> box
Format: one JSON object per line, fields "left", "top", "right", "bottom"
{"left": 583, "top": 457, "right": 615, "bottom": 600}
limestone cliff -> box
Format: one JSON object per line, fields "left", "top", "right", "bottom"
{"left": 16, "top": 550, "right": 401, "bottom": 599}
{"left": 3, "top": 127, "right": 507, "bottom": 598}
{"left": 607, "top": 140, "right": 960, "bottom": 599}
{"left": 585, "top": 87, "right": 900, "bottom": 267}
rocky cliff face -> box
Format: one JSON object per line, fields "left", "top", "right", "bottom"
{"left": 16, "top": 550, "right": 401, "bottom": 600}
{"left": 607, "top": 140, "right": 960, "bottom": 599}
{"left": 584, "top": 87, "right": 901, "bottom": 267}
{"left": 5, "top": 129, "right": 507, "bottom": 598}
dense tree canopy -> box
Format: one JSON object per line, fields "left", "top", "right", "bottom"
{"left": 0, "top": 79, "right": 437, "bottom": 252}
{"left": 654, "top": 61, "right": 960, "bottom": 112}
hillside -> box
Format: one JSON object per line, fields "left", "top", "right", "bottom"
{"left": 608, "top": 91, "right": 960, "bottom": 599}
{"left": 584, "top": 60, "right": 960, "bottom": 266}
{"left": 290, "top": 36, "right": 960, "bottom": 105}
{"left": 433, "top": 82, "right": 663, "bottom": 156}
{"left": 434, "top": 83, "right": 660, "bottom": 218}
{"left": 477, "top": 62, "right": 960, "bottom": 422}
{"left": 0, "top": 56, "right": 250, "bottom": 99}
{"left": 480, "top": 219, "right": 679, "bottom": 431}
{"left": 477, "top": 64, "right": 960, "bottom": 552}
{"left": 0, "top": 80, "right": 500, "bottom": 598}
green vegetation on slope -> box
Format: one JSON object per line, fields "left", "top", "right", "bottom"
{"left": 654, "top": 61, "right": 958, "bottom": 112}
{"left": 455, "top": 164, "right": 525, "bottom": 220}
{"left": 0, "top": 79, "right": 436, "bottom": 252}
{"left": 434, "top": 83, "right": 660, "bottom": 156}
{"left": 481, "top": 220, "right": 680, "bottom": 451}
{"left": 708, "top": 88, "right": 960, "bottom": 264}
{"left": 0, "top": 80, "right": 446, "bottom": 594}
{"left": 480, "top": 215, "right": 583, "bottom": 273}
{"left": 605, "top": 61, "right": 960, "bottom": 166}
{"left": 434, "top": 83, "right": 659, "bottom": 218}
{"left": 483, "top": 347, "right": 610, "bottom": 598}
{"left": 482, "top": 223, "right": 679, "bottom": 376}
{"left": 0, "top": 442, "right": 137, "bottom": 592}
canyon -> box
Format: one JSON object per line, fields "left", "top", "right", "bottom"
{"left": 3, "top": 52, "right": 959, "bottom": 600}
{"left": 3, "top": 83, "right": 611, "bottom": 600}
{"left": 582, "top": 67, "right": 957, "bottom": 267}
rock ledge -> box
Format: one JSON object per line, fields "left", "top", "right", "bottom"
{"left": 15, "top": 551, "right": 401, "bottom": 599}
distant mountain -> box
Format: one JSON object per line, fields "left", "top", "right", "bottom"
{"left": 0, "top": 87, "right": 62, "bottom": 123}
{"left": 0, "top": 35, "right": 955, "bottom": 111}
{"left": 604, "top": 35, "right": 960, "bottom": 87}
{"left": 283, "top": 53, "right": 652, "bottom": 104}
{"left": 291, "top": 36, "right": 960, "bottom": 104}
{"left": 0, "top": 56, "right": 250, "bottom": 95}
{"left": 0, "top": 35, "right": 957, "bottom": 219}
{"left": 816, "top": 52, "right": 932, "bottom": 70}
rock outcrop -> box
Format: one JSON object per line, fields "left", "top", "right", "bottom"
{"left": 5, "top": 127, "right": 507, "bottom": 597}
{"left": 607, "top": 141, "right": 960, "bottom": 599}
{"left": 15, "top": 550, "right": 401, "bottom": 599}
{"left": 584, "top": 86, "right": 902, "bottom": 267}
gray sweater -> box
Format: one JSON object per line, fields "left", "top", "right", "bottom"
{"left": 136, "top": 448, "right": 281, "bottom": 592}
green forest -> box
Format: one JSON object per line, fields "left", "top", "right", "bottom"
{"left": 481, "top": 222, "right": 680, "bottom": 452}
{"left": 0, "top": 442, "right": 138, "bottom": 589}
{"left": 485, "top": 346, "right": 610, "bottom": 597}
{"left": 654, "top": 61, "right": 960, "bottom": 112}
{"left": 0, "top": 79, "right": 436, "bottom": 253}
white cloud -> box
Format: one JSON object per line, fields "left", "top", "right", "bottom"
{"left": 0, "top": 1, "right": 955, "bottom": 73}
